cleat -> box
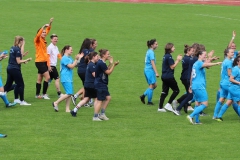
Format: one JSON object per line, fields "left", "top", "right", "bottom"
{"left": 0, "top": 134, "right": 7, "bottom": 138}
{"left": 187, "top": 115, "right": 194, "bottom": 124}
{"left": 84, "top": 103, "right": 91, "bottom": 107}
{"left": 140, "top": 95, "right": 145, "bottom": 104}
{"left": 70, "top": 110, "right": 77, "bottom": 117}
{"left": 157, "top": 108, "right": 166, "bottom": 112}
{"left": 172, "top": 100, "right": 178, "bottom": 110}
{"left": 6, "top": 102, "right": 17, "bottom": 108}
{"left": 92, "top": 117, "right": 102, "bottom": 121}
{"left": 20, "top": 101, "right": 31, "bottom": 106}
{"left": 187, "top": 106, "right": 194, "bottom": 111}
{"left": 147, "top": 102, "right": 154, "bottom": 105}
{"left": 216, "top": 117, "right": 223, "bottom": 122}
{"left": 98, "top": 114, "right": 109, "bottom": 120}
{"left": 71, "top": 95, "right": 77, "bottom": 106}
{"left": 52, "top": 102, "right": 58, "bottom": 112}
{"left": 194, "top": 122, "right": 203, "bottom": 125}
{"left": 200, "top": 112, "right": 208, "bottom": 116}
{"left": 42, "top": 94, "right": 50, "bottom": 100}
{"left": 173, "top": 110, "right": 180, "bottom": 116}
{"left": 164, "top": 103, "right": 174, "bottom": 112}
{"left": 35, "top": 95, "right": 43, "bottom": 99}
{"left": 14, "top": 99, "right": 21, "bottom": 104}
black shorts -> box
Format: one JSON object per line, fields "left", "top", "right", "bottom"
{"left": 84, "top": 87, "right": 97, "bottom": 98}
{"left": 49, "top": 66, "right": 59, "bottom": 80}
{"left": 35, "top": 62, "right": 48, "bottom": 74}
{"left": 78, "top": 73, "right": 85, "bottom": 85}
{"left": 96, "top": 88, "right": 110, "bottom": 101}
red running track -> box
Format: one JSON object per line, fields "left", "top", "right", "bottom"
{"left": 104, "top": 0, "right": 240, "bottom": 6}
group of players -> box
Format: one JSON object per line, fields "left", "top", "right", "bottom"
{"left": 0, "top": 17, "right": 120, "bottom": 137}
{"left": 140, "top": 31, "right": 240, "bottom": 124}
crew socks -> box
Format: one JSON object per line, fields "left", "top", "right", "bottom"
{"left": 42, "top": 81, "right": 48, "bottom": 94}
{"left": 217, "top": 104, "right": 228, "bottom": 118}
{"left": 36, "top": 83, "right": 41, "bottom": 95}
{"left": 213, "top": 101, "right": 222, "bottom": 118}
{"left": 0, "top": 92, "right": 9, "bottom": 105}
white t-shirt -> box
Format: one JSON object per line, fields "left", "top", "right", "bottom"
{"left": 47, "top": 43, "right": 59, "bottom": 66}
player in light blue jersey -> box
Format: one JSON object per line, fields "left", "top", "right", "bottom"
{"left": 216, "top": 31, "right": 240, "bottom": 101}
{"left": 52, "top": 45, "right": 83, "bottom": 112}
{"left": 228, "top": 56, "right": 240, "bottom": 118}
{"left": 213, "top": 49, "right": 236, "bottom": 121}
{"left": 140, "top": 39, "right": 159, "bottom": 105}
{"left": 187, "top": 50, "right": 222, "bottom": 124}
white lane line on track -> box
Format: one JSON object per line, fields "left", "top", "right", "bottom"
{"left": 196, "top": 14, "right": 240, "bottom": 21}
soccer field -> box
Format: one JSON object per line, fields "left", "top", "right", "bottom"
{"left": 0, "top": 0, "right": 240, "bottom": 159}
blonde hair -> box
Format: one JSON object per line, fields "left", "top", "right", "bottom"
{"left": 14, "top": 36, "right": 24, "bottom": 47}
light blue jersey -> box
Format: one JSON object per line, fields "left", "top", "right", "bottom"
{"left": 234, "top": 50, "right": 239, "bottom": 59}
{"left": 144, "top": 49, "right": 155, "bottom": 70}
{"left": 229, "top": 66, "right": 240, "bottom": 101}
{"left": 60, "top": 55, "right": 73, "bottom": 83}
{"left": 230, "top": 66, "right": 240, "bottom": 86}
{"left": 191, "top": 60, "right": 206, "bottom": 89}
{"left": 220, "top": 58, "right": 232, "bottom": 85}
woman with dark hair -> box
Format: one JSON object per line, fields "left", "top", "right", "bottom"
{"left": 71, "top": 52, "right": 99, "bottom": 117}
{"left": 4, "top": 36, "right": 32, "bottom": 106}
{"left": 158, "top": 43, "right": 182, "bottom": 114}
{"left": 93, "top": 49, "right": 119, "bottom": 121}
{"left": 34, "top": 17, "right": 53, "bottom": 99}
{"left": 172, "top": 45, "right": 194, "bottom": 113}
{"left": 52, "top": 45, "right": 83, "bottom": 112}
{"left": 139, "top": 39, "right": 159, "bottom": 105}
{"left": 213, "top": 49, "right": 236, "bottom": 121}
{"left": 228, "top": 56, "right": 240, "bottom": 117}
{"left": 71, "top": 38, "right": 92, "bottom": 105}
{"left": 187, "top": 50, "right": 221, "bottom": 124}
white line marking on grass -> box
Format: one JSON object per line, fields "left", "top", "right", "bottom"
{"left": 196, "top": 14, "right": 240, "bottom": 21}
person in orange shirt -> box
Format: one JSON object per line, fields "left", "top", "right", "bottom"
{"left": 34, "top": 18, "right": 53, "bottom": 99}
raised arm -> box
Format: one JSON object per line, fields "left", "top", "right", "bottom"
{"left": 228, "top": 30, "right": 236, "bottom": 48}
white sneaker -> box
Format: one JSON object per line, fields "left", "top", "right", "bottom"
{"left": 92, "top": 117, "right": 102, "bottom": 121}
{"left": 172, "top": 100, "right": 178, "bottom": 110}
{"left": 187, "top": 115, "right": 194, "bottom": 124}
{"left": 84, "top": 103, "right": 91, "bottom": 107}
{"left": 14, "top": 99, "right": 21, "bottom": 104}
{"left": 42, "top": 94, "right": 50, "bottom": 100}
{"left": 164, "top": 103, "right": 174, "bottom": 112}
{"left": 157, "top": 108, "right": 166, "bottom": 112}
{"left": 35, "top": 95, "right": 43, "bottom": 99}
{"left": 187, "top": 106, "right": 194, "bottom": 111}
{"left": 98, "top": 114, "right": 109, "bottom": 120}
{"left": 172, "top": 109, "right": 180, "bottom": 116}
{"left": 20, "top": 101, "right": 31, "bottom": 106}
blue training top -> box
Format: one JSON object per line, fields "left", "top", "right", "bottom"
{"left": 94, "top": 59, "right": 108, "bottom": 89}
{"left": 187, "top": 56, "right": 198, "bottom": 81}
{"left": 191, "top": 60, "right": 206, "bottom": 89}
{"left": 77, "top": 49, "right": 91, "bottom": 74}
{"left": 60, "top": 55, "right": 73, "bottom": 83}
{"left": 180, "top": 55, "right": 191, "bottom": 80}
{"left": 144, "top": 49, "right": 156, "bottom": 70}
{"left": 7, "top": 46, "right": 22, "bottom": 70}
{"left": 220, "top": 58, "right": 232, "bottom": 85}
{"left": 161, "top": 53, "right": 175, "bottom": 79}
{"left": 84, "top": 61, "right": 96, "bottom": 88}
{"left": 230, "top": 66, "right": 240, "bottom": 87}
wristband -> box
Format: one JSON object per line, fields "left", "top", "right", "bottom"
{"left": 232, "top": 36, "right": 235, "bottom": 40}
